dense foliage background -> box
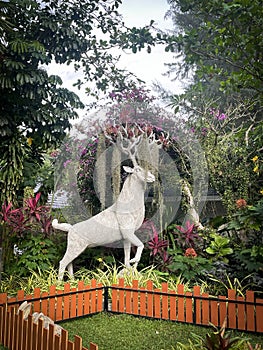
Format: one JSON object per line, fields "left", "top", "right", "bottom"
{"left": 0, "top": 0, "right": 262, "bottom": 296}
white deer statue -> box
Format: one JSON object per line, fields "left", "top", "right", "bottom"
{"left": 52, "top": 126, "right": 160, "bottom": 279}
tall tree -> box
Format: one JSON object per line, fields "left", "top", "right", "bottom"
{"left": 0, "top": 0, "right": 156, "bottom": 204}
{"left": 159, "top": 0, "right": 263, "bottom": 208}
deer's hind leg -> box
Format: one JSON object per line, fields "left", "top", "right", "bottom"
{"left": 58, "top": 229, "right": 89, "bottom": 280}
{"left": 121, "top": 229, "right": 144, "bottom": 268}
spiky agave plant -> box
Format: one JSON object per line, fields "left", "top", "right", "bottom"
{"left": 203, "top": 319, "right": 246, "bottom": 350}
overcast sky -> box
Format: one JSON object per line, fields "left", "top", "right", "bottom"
{"left": 118, "top": 0, "right": 177, "bottom": 90}
{"left": 47, "top": 0, "right": 183, "bottom": 112}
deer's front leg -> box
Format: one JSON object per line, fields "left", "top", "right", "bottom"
{"left": 123, "top": 240, "right": 131, "bottom": 267}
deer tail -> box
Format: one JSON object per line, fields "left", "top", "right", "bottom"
{"left": 52, "top": 219, "right": 72, "bottom": 232}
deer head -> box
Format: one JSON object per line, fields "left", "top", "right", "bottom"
{"left": 123, "top": 165, "right": 155, "bottom": 183}
{"left": 105, "top": 123, "right": 169, "bottom": 185}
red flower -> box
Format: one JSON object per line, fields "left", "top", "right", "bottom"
{"left": 184, "top": 248, "right": 197, "bottom": 258}
{"left": 236, "top": 198, "right": 247, "bottom": 209}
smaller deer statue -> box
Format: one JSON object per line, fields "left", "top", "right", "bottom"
{"left": 52, "top": 125, "right": 160, "bottom": 279}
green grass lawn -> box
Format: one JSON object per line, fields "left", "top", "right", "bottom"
{"left": 60, "top": 312, "right": 263, "bottom": 350}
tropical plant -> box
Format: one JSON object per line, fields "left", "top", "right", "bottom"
{"left": 175, "top": 326, "right": 251, "bottom": 350}
{"left": 206, "top": 273, "right": 257, "bottom": 298}
{"left": 0, "top": 0, "right": 158, "bottom": 205}
{"left": 0, "top": 193, "right": 54, "bottom": 274}
{"left": 168, "top": 247, "right": 211, "bottom": 281}
{"left": 205, "top": 233, "right": 233, "bottom": 263}
{"left": 170, "top": 221, "right": 201, "bottom": 249}
{"left": 12, "top": 234, "right": 58, "bottom": 277}
{"left": 159, "top": 0, "right": 263, "bottom": 210}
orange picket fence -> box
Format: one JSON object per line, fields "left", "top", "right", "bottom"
{"left": 0, "top": 279, "right": 104, "bottom": 323}
{"left": 0, "top": 305, "right": 98, "bottom": 350}
{"left": 0, "top": 278, "right": 263, "bottom": 350}
{"left": 109, "top": 279, "right": 263, "bottom": 333}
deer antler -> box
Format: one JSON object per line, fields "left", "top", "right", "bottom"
{"left": 116, "top": 125, "right": 143, "bottom": 167}
{"left": 104, "top": 123, "right": 170, "bottom": 167}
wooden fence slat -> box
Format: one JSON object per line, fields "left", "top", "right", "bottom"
{"left": 132, "top": 280, "right": 139, "bottom": 315}
{"left": 56, "top": 289, "right": 64, "bottom": 322}
{"left": 118, "top": 279, "right": 125, "bottom": 313}
{"left": 70, "top": 288, "right": 77, "bottom": 319}
{"left": 97, "top": 283, "right": 103, "bottom": 312}
{"left": 41, "top": 292, "right": 49, "bottom": 316}
{"left": 2, "top": 305, "right": 7, "bottom": 346}
{"left": 27, "top": 315, "right": 33, "bottom": 350}
{"left": 146, "top": 281, "right": 153, "bottom": 318}
{"left": 13, "top": 310, "right": 19, "bottom": 350}
{"left": 90, "top": 342, "right": 99, "bottom": 350}
{"left": 74, "top": 335, "right": 82, "bottom": 350}
{"left": 42, "top": 328, "right": 49, "bottom": 350}
{"left": 111, "top": 284, "right": 118, "bottom": 312}
{"left": 49, "top": 285, "right": 57, "bottom": 321}
{"left": 68, "top": 340, "right": 74, "bottom": 350}
{"left": 219, "top": 295, "right": 227, "bottom": 327}
{"left": 22, "top": 316, "right": 28, "bottom": 350}
{"left": 154, "top": 289, "right": 161, "bottom": 319}
{"left": 139, "top": 287, "right": 146, "bottom": 316}
{"left": 33, "top": 288, "right": 41, "bottom": 314}
{"left": 91, "top": 280, "right": 97, "bottom": 313}
{"left": 0, "top": 292, "right": 7, "bottom": 305}
{"left": 228, "top": 289, "right": 237, "bottom": 329}
{"left": 169, "top": 291, "right": 177, "bottom": 321}
{"left": 0, "top": 306, "right": 3, "bottom": 343}
{"left": 201, "top": 293, "right": 209, "bottom": 325}
{"left": 7, "top": 307, "right": 14, "bottom": 349}
{"left": 185, "top": 292, "right": 193, "bottom": 323}
{"left": 237, "top": 296, "right": 246, "bottom": 331}
{"left": 77, "top": 281, "right": 85, "bottom": 317}
{"left": 17, "top": 289, "right": 25, "bottom": 303}
{"left": 3, "top": 308, "right": 7, "bottom": 347}
{"left": 256, "top": 298, "right": 263, "bottom": 333}
{"left": 61, "top": 328, "right": 68, "bottom": 350}
{"left": 54, "top": 334, "right": 61, "bottom": 350}
{"left": 48, "top": 323, "right": 55, "bottom": 349}
{"left": 210, "top": 299, "right": 219, "bottom": 327}
{"left": 32, "top": 322, "right": 38, "bottom": 350}
{"left": 63, "top": 283, "right": 71, "bottom": 320}
{"left": 161, "top": 283, "right": 169, "bottom": 320}
{"left": 125, "top": 286, "right": 132, "bottom": 314}
{"left": 5, "top": 307, "right": 10, "bottom": 348}
{"left": 246, "top": 291, "right": 255, "bottom": 332}
{"left": 193, "top": 286, "right": 201, "bottom": 324}
{"left": 17, "top": 310, "right": 24, "bottom": 350}
{"left": 37, "top": 319, "right": 43, "bottom": 350}
{"left": 177, "top": 284, "right": 185, "bottom": 322}
{"left": 2, "top": 306, "right": 7, "bottom": 345}
{"left": 84, "top": 285, "right": 91, "bottom": 315}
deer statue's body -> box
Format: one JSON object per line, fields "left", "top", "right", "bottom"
{"left": 53, "top": 126, "right": 159, "bottom": 279}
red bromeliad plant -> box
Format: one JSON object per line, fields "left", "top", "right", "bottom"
{"left": 174, "top": 220, "right": 200, "bottom": 249}
{"left": 1, "top": 193, "right": 52, "bottom": 237}
{"left": 0, "top": 193, "right": 54, "bottom": 273}
{"left": 143, "top": 219, "right": 171, "bottom": 270}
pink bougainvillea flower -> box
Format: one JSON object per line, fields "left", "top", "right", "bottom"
{"left": 63, "top": 159, "right": 71, "bottom": 168}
